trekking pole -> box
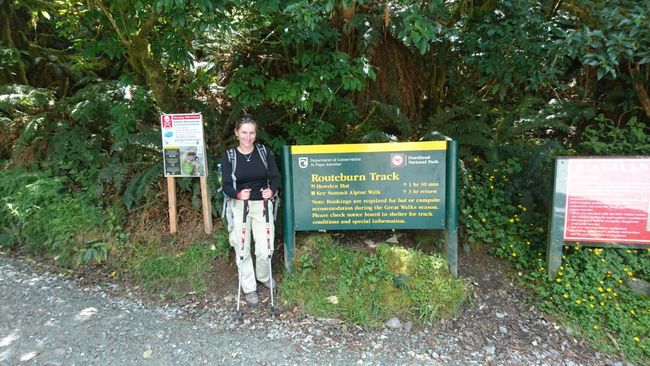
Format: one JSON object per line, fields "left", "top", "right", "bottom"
{"left": 264, "top": 198, "right": 276, "bottom": 316}
{"left": 235, "top": 199, "right": 249, "bottom": 321}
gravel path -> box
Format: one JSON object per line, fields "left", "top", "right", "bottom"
{"left": 0, "top": 252, "right": 628, "bottom": 366}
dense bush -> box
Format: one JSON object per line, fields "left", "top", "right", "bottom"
{"left": 0, "top": 169, "right": 107, "bottom": 266}
{"left": 535, "top": 246, "right": 649, "bottom": 361}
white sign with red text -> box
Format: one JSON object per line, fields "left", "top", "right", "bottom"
{"left": 160, "top": 113, "right": 207, "bottom": 177}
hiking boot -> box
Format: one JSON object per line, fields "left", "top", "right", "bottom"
{"left": 261, "top": 279, "right": 275, "bottom": 290}
{"left": 245, "top": 291, "right": 259, "bottom": 307}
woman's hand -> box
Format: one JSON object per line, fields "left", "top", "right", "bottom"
{"left": 237, "top": 188, "right": 252, "bottom": 200}
{"left": 260, "top": 187, "right": 274, "bottom": 200}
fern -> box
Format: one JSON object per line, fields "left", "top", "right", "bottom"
{"left": 123, "top": 163, "right": 163, "bottom": 209}
{"left": 175, "top": 177, "right": 193, "bottom": 191}
{"left": 431, "top": 103, "right": 493, "bottom": 157}
{"left": 110, "top": 131, "right": 161, "bottom": 154}
{"left": 356, "top": 100, "right": 414, "bottom": 141}
{"left": 0, "top": 85, "right": 55, "bottom": 115}
{"left": 97, "top": 158, "right": 129, "bottom": 193}
{"left": 13, "top": 115, "right": 48, "bottom": 149}
{"left": 191, "top": 180, "right": 202, "bottom": 208}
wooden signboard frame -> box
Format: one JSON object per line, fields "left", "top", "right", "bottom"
{"left": 161, "top": 113, "right": 212, "bottom": 234}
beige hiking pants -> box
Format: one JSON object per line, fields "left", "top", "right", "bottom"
{"left": 229, "top": 199, "right": 274, "bottom": 293}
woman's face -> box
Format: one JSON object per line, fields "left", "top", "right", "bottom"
{"left": 236, "top": 122, "right": 256, "bottom": 149}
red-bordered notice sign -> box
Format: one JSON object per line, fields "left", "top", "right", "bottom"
{"left": 563, "top": 158, "right": 650, "bottom": 244}
{"left": 160, "top": 113, "right": 207, "bottom": 177}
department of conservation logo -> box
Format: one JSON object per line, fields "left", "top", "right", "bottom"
{"left": 298, "top": 157, "right": 309, "bottom": 168}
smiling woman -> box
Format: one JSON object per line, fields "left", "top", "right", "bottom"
{"left": 220, "top": 115, "right": 281, "bottom": 311}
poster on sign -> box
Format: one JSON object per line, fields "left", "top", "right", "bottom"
{"left": 563, "top": 158, "right": 650, "bottom": 244}
{"left": 160, "top": 113, "right": 208, "bottom": 177}
{"left": 546, "top": 157, "right": 650, "bottom": 277}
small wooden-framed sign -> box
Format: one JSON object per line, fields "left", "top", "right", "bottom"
{"left": 160, "top": 113, "right": 212, "bottom": 234}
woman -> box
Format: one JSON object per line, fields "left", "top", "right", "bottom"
{"left": 220, "top": 115, "right": 281, "bottom": 308}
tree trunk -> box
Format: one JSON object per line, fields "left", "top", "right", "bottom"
{"left": 428, "top": 45, "right": 447, "bottom": 114}
{"left": 0, "top": 0, "right": 28, "bottom": 84}
{"left": 93, "top": 0, "right": 176, "bottom": 113}
{"left": 129, "top": 36, "right": 177, "bottom": 113}
{"left": 629, "top": 62, "right": 650, "bottom": 119}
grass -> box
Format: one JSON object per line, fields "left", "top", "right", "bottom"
{"left": 127, "top": 240, "right": 221, "bottom": 298}
{"left": 279, "top": 233, "right": 467, "bottom": 327}
{"left": 117, "top": 199, "right": 232, "bottom": 299}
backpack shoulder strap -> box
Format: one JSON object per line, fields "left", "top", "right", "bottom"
{"left": 256, "top": 143, "right": 268, "bottom": 171}
{"left": 227, "top": 148, "right": 237, "bottom": 190}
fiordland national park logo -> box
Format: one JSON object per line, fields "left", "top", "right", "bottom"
{"left": 391, "top": 153, "right": 405, "bottom": 167}
{"left": 298, "top": 157, "right": 309, "bottom": 168}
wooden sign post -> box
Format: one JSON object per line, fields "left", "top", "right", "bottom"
{"left": 167, "top": 176, "right": 178, "bottom": 233}
{"left": 200, "top": 176, "right": 212, "bottom": 234}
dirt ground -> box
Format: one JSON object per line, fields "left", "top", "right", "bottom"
{"left": 5, "top": 228, "right": 616, "bottom": 365}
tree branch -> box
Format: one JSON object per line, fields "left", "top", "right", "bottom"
{"left": 547, "top": 0, "right": 563, "bottom": 19}
{"left": 92, "top": 0, "right": 131, "bottom": 48}
{"left": 138, "top": 11, "right": 159, "bottom": 38}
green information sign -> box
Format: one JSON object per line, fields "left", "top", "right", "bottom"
{"left": 290, "top": 142, "right": 447, "bottom": 230}
{"left": 280, "top": 140, "right": 459, "bottom": 277}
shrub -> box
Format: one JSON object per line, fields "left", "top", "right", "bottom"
{"left": 459, "top": 157, "right": 546, "bottom": 268}
{"left": 535, "top": 246, "right": 650, "bottom": 363}
{"left": 0, "top": 169, "right": 106, "bottom": 266}
{"left": 280, "top": 233, "right": 467, "bottom": 327}
{"left": 578, "top": 115, "right": 650, "bottom": 156}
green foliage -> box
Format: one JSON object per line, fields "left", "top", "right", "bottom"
{"left": 564, "top": 1, "right": 650, "bottom": 79}
{"left": 441, "top": 97, "right": 567, "bottom": 255}
{"left": 533, "top": 247, "right": 650, "bottom": 363}
{"left": 211, "top": 227, "right": 232, "bottom": 260}
{"left": 219, "top": 3, "right": 377, "bottom": 144}
{"left": 121, "top": 163, "right": 163, "bottom": 209}
{"left": 0, "top": 48, "right": 23, "bottom": 70}
{"left": 284, "top": 116, "right": 335, "bottom": 145}
{"left": 0, "top": 169, "right": 106, "bottom": 266}
{"left": 459, "top": 2, "right": 566, "bottom": 100}
{"left": 0, "top": 85, "right": 55, "bottom": 115}
{"left": 433, "top": 97, "right": 569, "bottom": 162}
{"left": 75, "top": 241, "right": 109, "bottom": 267}
{"left": 359, "top": 101, "right": 413, "bottom": 142}
{"left": 225, "top": 51, "right": 375, "bottom": 142}
{"left": 578, "top": 115, "right": 650, "bottom": 155}
{"left": 396, "top": 6, "right": 441, "bottom": 55}
{"left": 281, "top": 234, "right": 466, "bottom": 327}
{"left": 0, "top": 81, "right": 161, "bottom": 215}
{"left": 460, "top": 156, "right": 549, "bottom": 255}
{"left": 78, "top": 0, "right": 226, "bottom": 68}
{"left": 0, "top": 85, "right": 56, "bottom": 159}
